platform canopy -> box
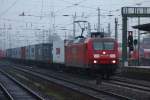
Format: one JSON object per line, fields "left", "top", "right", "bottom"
{"left": 132, "top": 23, "right": 150, "bottom": 32}
{"left": 122, "top": 7, "right": 150, "bottom": 17}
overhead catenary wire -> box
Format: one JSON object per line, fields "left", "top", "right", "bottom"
{"left": 54, "top": 0, "right": 97, "bottom": 14}
{"left": 122, "top": 0, "right": 150, "bottom": 7}
{"left": 0, "top": 0, "right": 18, "bottom": 18}
{"left": 54, "top": 0, "right": 119, "bottom": 17}
{"left": 0, "top": 18, "right": 51, "bottom": 25}
{"left": 58, "top": 0, "right": 89, "bottom": 6}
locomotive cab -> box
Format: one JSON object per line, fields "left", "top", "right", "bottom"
{"left": 92, "top": 38, "right": 118, "bottom": 65}
{"left": 87, "top": 32, "right": 119, "bottom": 76}
{"left": 65, "top": 32, "right": 118, "bottom": 78}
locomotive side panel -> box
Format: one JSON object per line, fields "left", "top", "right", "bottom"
{"left": 65, "top": 43, "right": 88, "bottom": 68}
{"left": 76, "top": 44, "right": 87, "bottom": 67}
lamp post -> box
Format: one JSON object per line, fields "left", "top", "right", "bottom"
{"left": 136, "top": 3, "right": 142, "bottom": 66}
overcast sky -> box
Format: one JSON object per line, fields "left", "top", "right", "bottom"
{"left": 0, "top": 0, "right": 150, "bottom": 49}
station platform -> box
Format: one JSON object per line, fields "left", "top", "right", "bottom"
{"left": 124, "top": 66, "right": 150, "bottom": 69}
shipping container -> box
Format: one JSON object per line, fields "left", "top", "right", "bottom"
{"left": 11, "top": 48, "right": 21, "bottom": 59}
{"left": 6, "top": 49, "right": 12, "bottom": 58}
{"left": 53, "top": 40, "right": 65, "bottom": 64}
{"left": 21, "top": 47, "right": 26, "bottom": 59}
{"left": 29, "top": 45, "right": 36, "bottom": 60}
{"left": 35, "top": 43, "right": 52, "bottom": 63}
{"left": 25, "top": 46, "right": 30, "bottom": 60}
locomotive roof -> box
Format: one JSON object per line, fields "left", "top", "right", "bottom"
{"left": 64, "top": 37, "right": 116, "bottom": 46}
{"left": 90, "top": 37, "right": 115, "bottom": 41}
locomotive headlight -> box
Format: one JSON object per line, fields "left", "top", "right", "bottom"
{"left": 110, "top": 54, "right": 116, "bottom": 58}
{"left": 93, "top": 60, "right": 97, "bottom": 64}
{"left": 112, "top": 60, "right": 116, "bottom": 64}
{"left": 94, "top": 54, "right": 100, "bottom": 58}
{"left": 102, "top": 51, "right": 106, "bottom": 55}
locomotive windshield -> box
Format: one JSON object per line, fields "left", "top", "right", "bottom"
{"left": 93, "top": 41, "right": 114, "bottom": 50}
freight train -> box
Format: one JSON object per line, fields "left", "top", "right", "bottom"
{"left": 5, "top": 32, "right": 119, "bottom": 78}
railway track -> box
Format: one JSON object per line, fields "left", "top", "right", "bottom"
{"left": 0, "top": 83, "right": 11, "bottom": 100}
{"left": 2, "top": 61, "right": 150, "bottom": 100}
{"left": 0, "top": 69, "right": 45, "bottom": 100}
{"left": 10, "top": 65, "right": 132, "bottom": 100}
{"left": 111, "top": 76, "right": 150, "bottom": 88}
{"left": 106, "top": 79, "right": 150, "bottom": 93}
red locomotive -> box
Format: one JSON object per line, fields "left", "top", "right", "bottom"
{"left": 65, "top": 32, "right": 119, "bottom": 78}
